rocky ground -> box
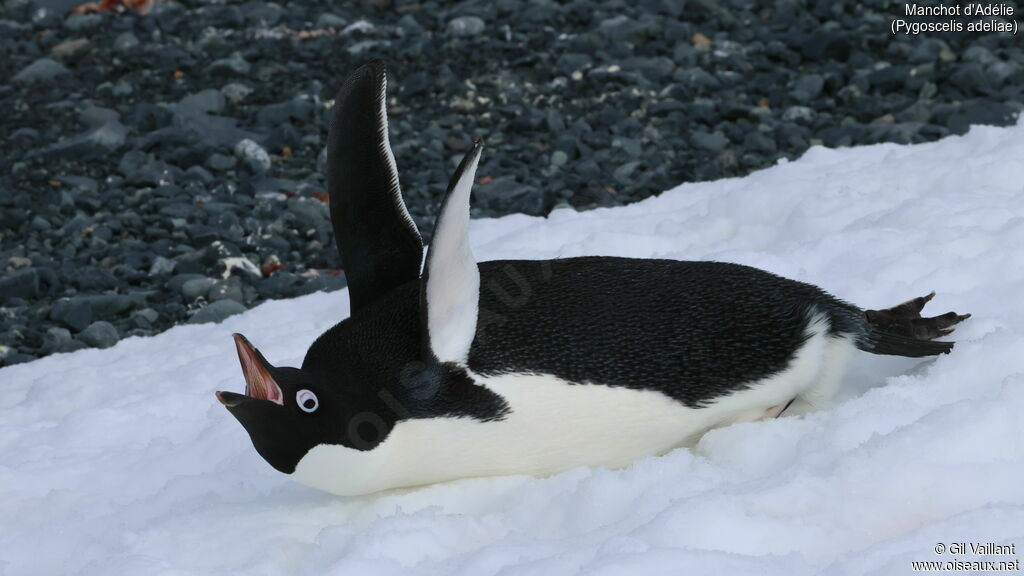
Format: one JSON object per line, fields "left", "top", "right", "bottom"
{"left": 1, "top": 0, "right": 1022, "bottom": 365}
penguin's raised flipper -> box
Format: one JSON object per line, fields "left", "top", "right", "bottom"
{"left": 420, "top": 141, "right": 484, "bottom": 365}
{"left": 327, "top": 60, "right": 423, "bottom": 314}
{"left": 864, "top": 292, "right": 971, "bottom": 341}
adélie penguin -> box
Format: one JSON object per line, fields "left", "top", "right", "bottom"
{"left": 216, "top": 60, "right": 970, "bottom": 496}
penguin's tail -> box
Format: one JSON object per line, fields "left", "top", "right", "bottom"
{"left": 847, "top": 291, "right": 969, "bottom": 358}
{"left": 855, "top": 328, "right": 954, "bottom": 358}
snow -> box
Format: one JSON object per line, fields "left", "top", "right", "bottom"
{"left": 4, "top": 119, "right": 1024, "bottom": 575}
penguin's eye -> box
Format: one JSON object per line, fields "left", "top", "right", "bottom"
{"left": 296, "top": 389, "right": 318, "bottom": 413}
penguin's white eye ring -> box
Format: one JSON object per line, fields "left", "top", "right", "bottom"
{"left": 296, "top": 389, "right": 318, "bottom": 413}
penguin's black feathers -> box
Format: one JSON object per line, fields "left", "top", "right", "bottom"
{"left": 218, "top": 61, "right": 970, "bottom": 488}
{"left": 326, "top": 59, "right": 423, "bottom": 314}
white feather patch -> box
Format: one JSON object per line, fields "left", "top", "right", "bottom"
{"left": 425, "top": 148, "right": 482, "bottom": 365}
{"left": 376, "top": 71, "right": 421, "bottom": 243}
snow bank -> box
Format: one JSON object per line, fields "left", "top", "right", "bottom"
{"left": 3, "top": 119, "right": 1024, "bottom": 575}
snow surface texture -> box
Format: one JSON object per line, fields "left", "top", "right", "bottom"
{"left": 4, "top": 120, "right": 1024, "bottom": 576}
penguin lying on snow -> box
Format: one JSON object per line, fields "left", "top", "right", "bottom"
{"left": 216, "top": 61, "right": 970, "bottom": 496}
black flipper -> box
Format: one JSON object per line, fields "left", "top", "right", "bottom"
{"left": 327, "top": 60, "right": 423, "bottom": 314}
{"left": 857, "top": 292, "right": 970, "bottom": 357}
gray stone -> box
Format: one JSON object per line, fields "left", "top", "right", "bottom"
{"left": 744, "top": 131, "right": 777, "bottom": 153}
{"left": 36, "top": 121, "right": 128, "bottom": 160}
{"left": 257, "top": 97, "right": 315, "bottom": 128}
{"left": 79, "top": 321, "right": 120, "bottom": 349}
{"left": 234, "top": 139, "right": 271, "bottom": 173}
{"left": 184, "top": 166, "right": 214, "bottom": 184}
{"left": 447, "top": 15, "right": 485, "bottom": 37}
{"left": 473, "top": 176, "right": 547, "bottom": 216}
{"left": 613, "top": 161, "right": 642, "bottom": 184}
{"left": 60, "top": 340, "right": 89, "bottom": 353}
{"left": 287, "top": 196, "right": 328, "bottom": 230}
{"left": 113, "top": 32, "right": 139, "bottom": 52}
{"left": 148, "top": 256, "right": 176, "bottom": 276}
{"left": 51, "top": 38, "right": 90, "bottom": 59}
{"left": 556, "top": 53, "right": 593, "bottom": 75}
{"left": 181, "top": 277, "right": 216, "bottom": 300}
{"left": 51, "top": 297, "right": 94, "bottom": 332}
{"left": 42, "top": 327, "right": 72, "bottom": 353}
{"left": 13, "top": 58, "right": 70, "bottom": 84}
{"left": 31, "top": 215, "right": 52, "bottom": 231}
{"left": 783, "top": 106, "right": 815, "bottom": 123}
{"left": 188, "top": 299, "right": 246, "bottom": 324}
{"left": 221, "top": 82, "right": 252, "bottom": 104}
{"left": 690, "top": 130, "right": 729, "bottom": 151}
{"left": 792, "top": 74, "right": 825, "bottom": 103}
{"left": 316, "top": 13, "right": 347, "bottom": 28}
{"left": 167, "top": 273, "right": 207, "bottom": 293}
{"left": 62, "top": 13, "right": 101, "bottom": 32}
{"left": 0, "top": 268, "right": 40, "bottom": 300}
{"left": 209, "top": 276, "right": 244, "bottom": 303}
{"left": 135, "top": 308, "right": 159, "bottom": 323}
{"left": 210, "top": 52, "right": 251, "bottom": 76}
{"left": 79, "top": 105, "right": 120, "bottom": 129}
{"left": 207, "top": 153, "right": 237, "bottom": 172}
{"left": 550, "top": 150, "right": 568, "bottom": 167}
{"left": 178, "top": 89, "right": 226, "bottom": 115}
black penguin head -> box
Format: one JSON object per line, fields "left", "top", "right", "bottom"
{"left": 216, "top": 333, "right": 394, "bottom": 474}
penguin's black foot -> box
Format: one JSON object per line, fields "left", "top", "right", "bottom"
{"left": 864, "top": 292, "right": 970, "bottom": 340}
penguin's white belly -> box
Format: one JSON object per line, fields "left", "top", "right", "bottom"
{"left": 291, "top": 328, "right": 854, "bottom": 496}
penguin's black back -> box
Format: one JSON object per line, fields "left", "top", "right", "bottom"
{"left": 470, "top": 256, "right": 864, "bottom": 408}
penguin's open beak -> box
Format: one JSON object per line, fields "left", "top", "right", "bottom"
{"left": 215, "top": 333, "right": 284, "bottom": 407}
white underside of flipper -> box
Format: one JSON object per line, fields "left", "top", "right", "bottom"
{"left": 290, "top": 315, "right": 857, "bottom": 496}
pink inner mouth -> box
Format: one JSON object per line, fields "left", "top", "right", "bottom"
{"left": 233, "top": 334, "right": 283, "bottom": 405}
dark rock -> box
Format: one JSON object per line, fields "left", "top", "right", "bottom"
{"left": 209, "top": 52, "right": 251, "bottom": 76}
{"left": 51, "top": 38, "right": 91, "bottom": 60}
{"left": 447, "top": 16, "right": 485, "bottom": 37}
{"left": 209, "top": 276, "right": 244, "bottom": 303}
{"left": 50, "top": 297, "right": 93, "bottom": 332}
{"left": 744, "top": 131, "right": 776, "bottom": 153}
{"left": 256, "top": 97, "right": 315, "bottom": 127}
{"left": 0, "top": 268, "right": 40, "bottom": 300}
{"left": 113, "top": 32, "right": 139, "bottom": 52}
{"left": 801, "top": 31, "right": 851, "bottom": 62}
{"left": 949, "top": 63, "right": 991, "bottom": 93}
{"left": 556, "top": 53, "right": 593, "bottom": 76}
{"left": 178, "top": 89, "right": 226, "bottom": 115}
{"left": 72, "top": 267, "right": 120, "bottom": 290}
{"left": 317, "top": 13, "right": 347, "bottom": 28}
{"left": 287, "top": 197, "right": 329, "bottom": 230}
{"left": 473, "top": 176, "right": 547, "bottom": 215}
{"left": 167, "top": 273, "right": 207, "bottom": 293}
{"left": 181, "top": 277, "right": 216, "bottom": 300}
{"left": 792, "top": 74, "right": 825, "bottom": 103}
{"left": 13, "top": 58, "right": 70, "bottom": 84}
{"left": 41, "top": 326, "right": 72, "bottom": 354}
{"left": 207, "top": 153, "right": 237, "bottom": 172}
{"left": 947, "top": 101, "right": 1018, "bottom": 134}
{"left": 31, "top": 216, "right": 52, "bottom": 231}
{"left": 63, "top": 13, "right": 101, "bottom": 32}
{"left": 5, "top": 352, "right": 38, "bottom": 365}
{"left": 130, "top": 308, "right": 159, "bottom": 329}
{"left": 188, "top": 299, "right": 246, "bottom": 324}
{"left": 246, "top": 2, "right": 283, "bottom": 25}
{"left": 148, "top": 256, "right": 177, "bottom": 276}
{"left": 868, "top": 66, "right": 908, "bottom": 92}
{"left": 79, "top": 321, "right": 120, "bottom": 349}
{"left": 79, "top": 105, "right": 120, "bottom": 129}
{"left": 35, "top": 121, "right": 128, "bottom": 160}
{"left": 234, "top": 139, "right": 271, "bottom": 173}
{"left": 690, "top": 130, "right": 729, "bottom": 151}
